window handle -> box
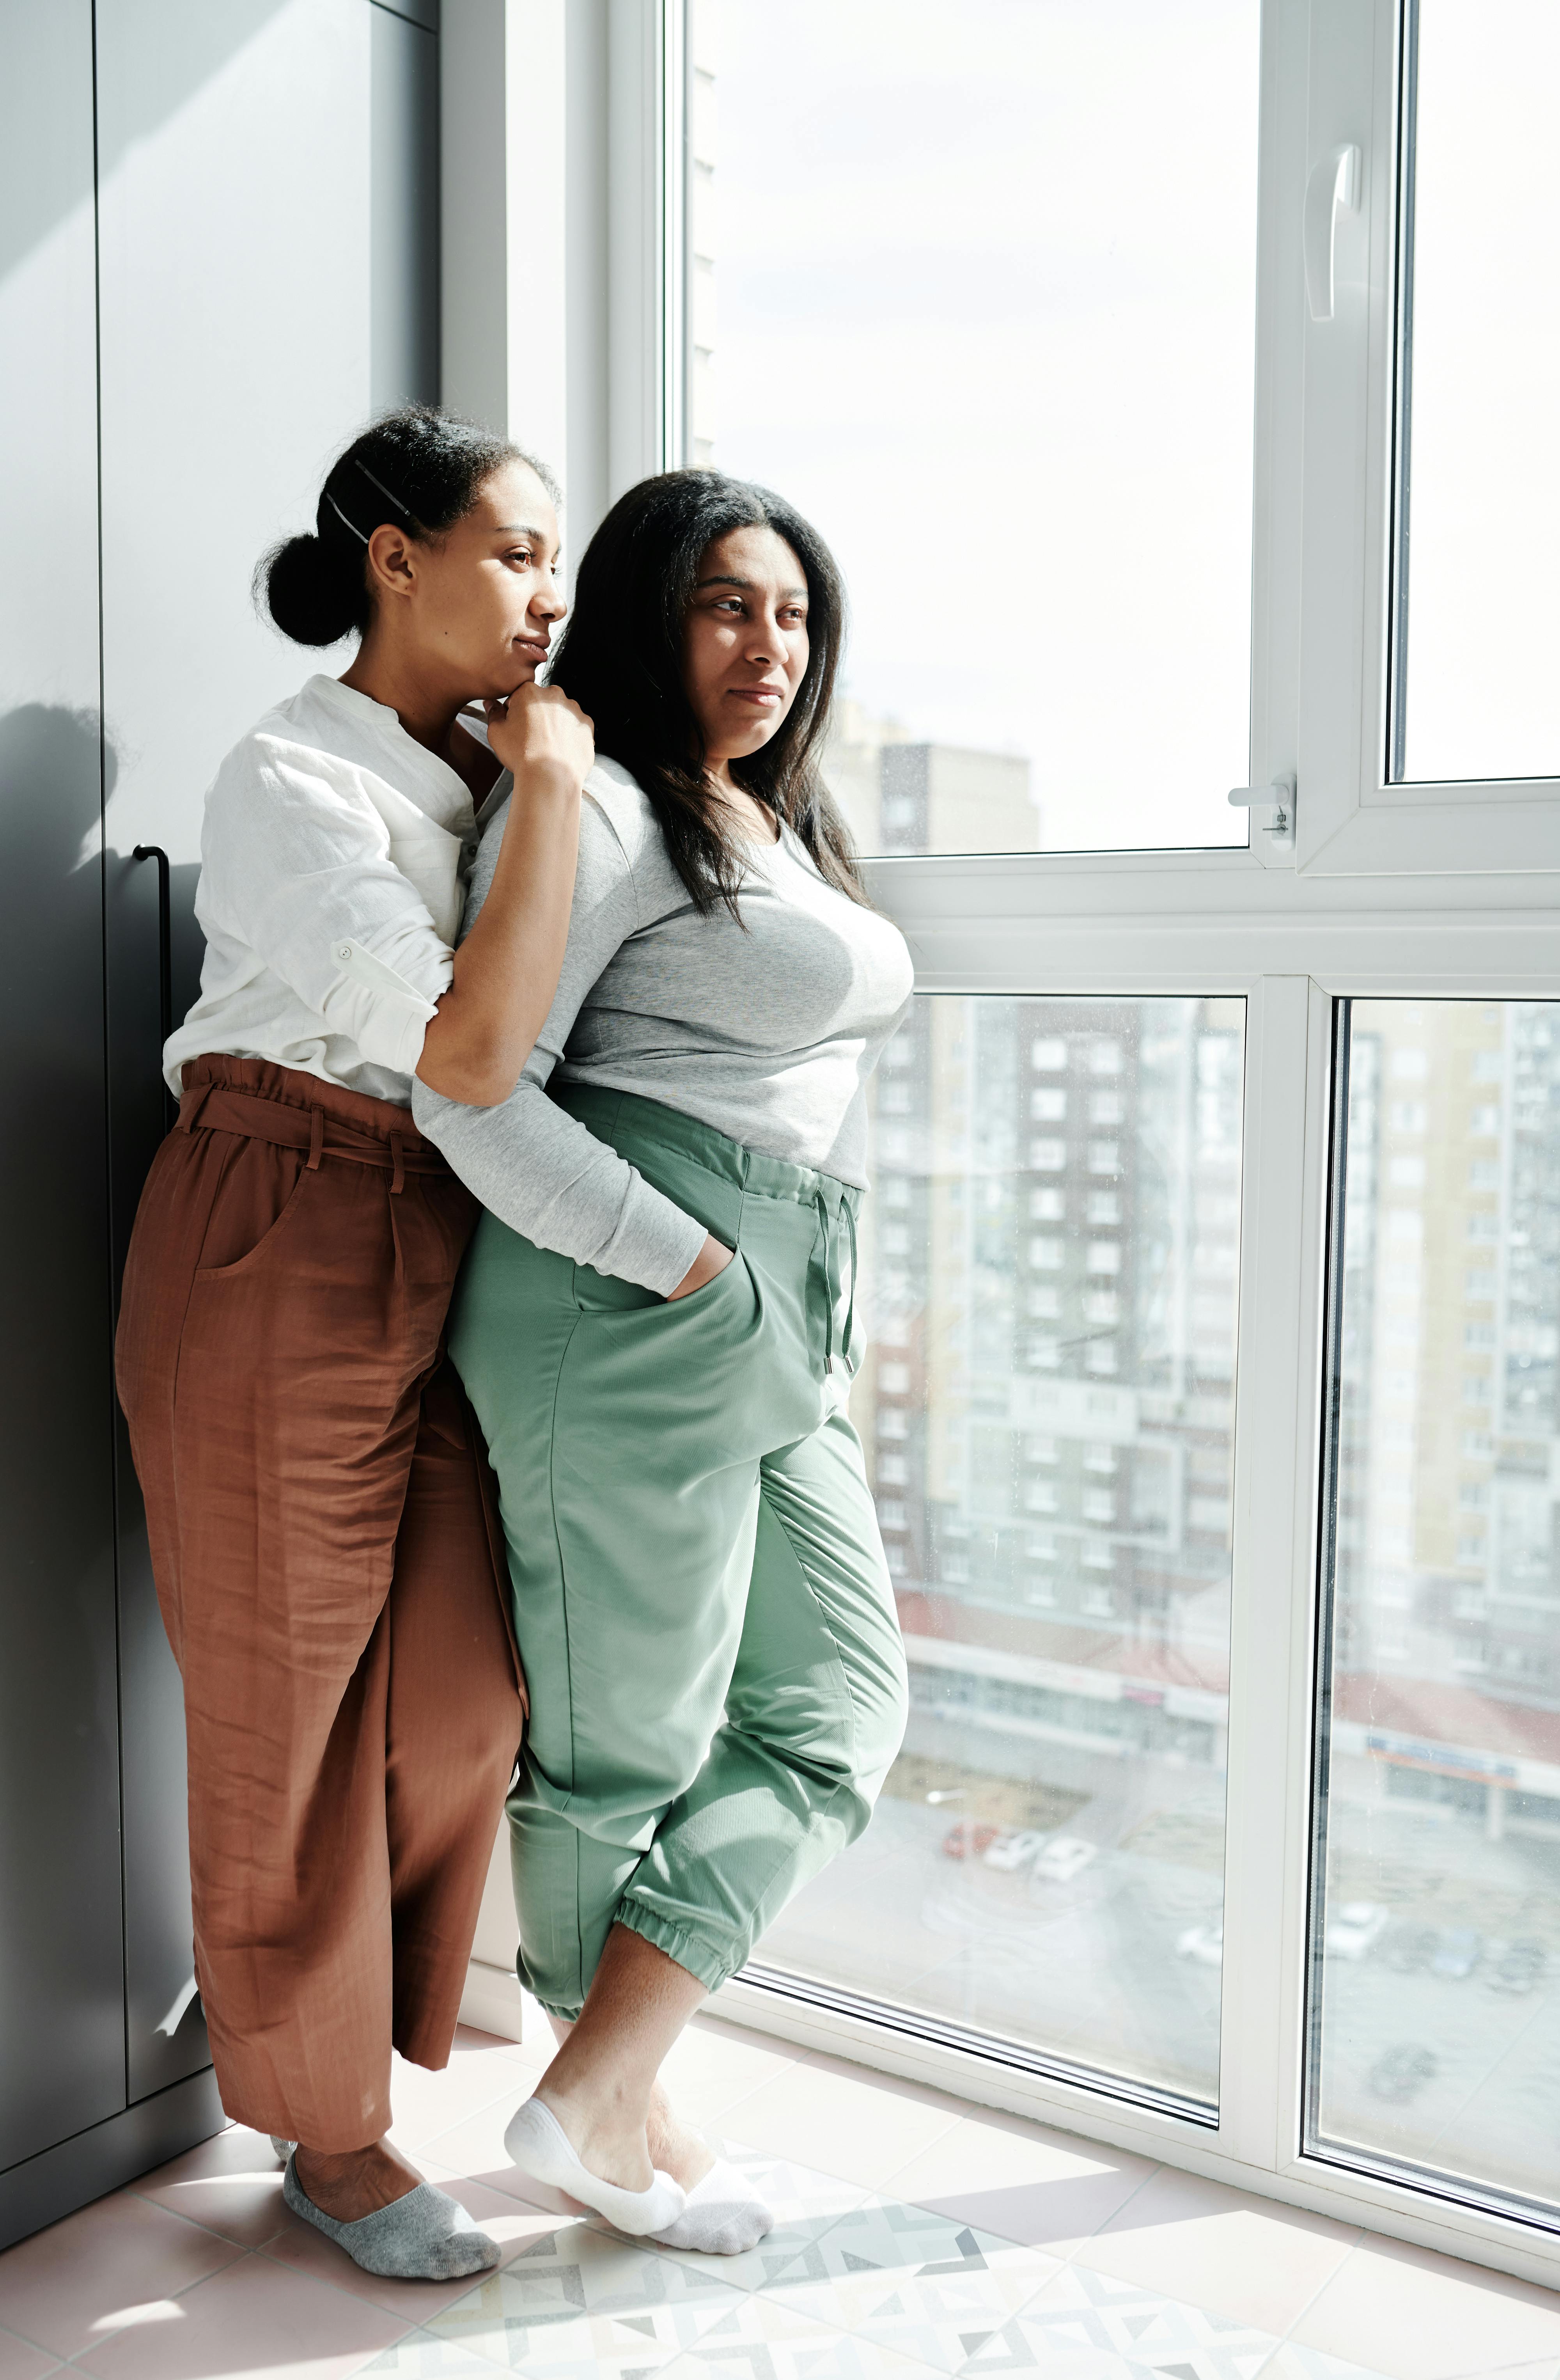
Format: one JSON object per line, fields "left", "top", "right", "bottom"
{"left": 134, "top": 843, "right": 178, "bottom": 1131}
{"left": 1228, "top": 780, "right": 1294, "bottom": 843}
{"left": 1304, "top": 143, "right": 1361, "bottom": 322}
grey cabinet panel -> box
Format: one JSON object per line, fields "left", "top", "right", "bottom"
{"left": 372, "top": 0, "right": 440, "bottom": 32}
{"left": 109, "top": 844, "right": 206, "bottom": 2100}
{"left": 96, "top": 0, "right": 441, "bottom": 2103}
{"left": 96, "top": 0, "right": 379, "bottom": 2102}
{"left": 96, "top": 0, "right": 375, "bottom": 882}
{"left": 0, "top": 0, "right": 445, "bottom": 2215}
{"left": 0, "top": 0, "right": 126, "bottom": 2171}
{"left": 373, "top": 4, "right": 441, "bottom": 409}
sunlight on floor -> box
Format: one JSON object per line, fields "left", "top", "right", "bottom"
{"left": 1, "top": 2010, "right": 1557, "bottom": 2380}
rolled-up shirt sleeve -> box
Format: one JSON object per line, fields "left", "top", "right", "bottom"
{"left": 205, "top": 740, "right": 455, "bottom": 1078}
{"left": 412, "top": 790, "right": 707, "bottom": 1296}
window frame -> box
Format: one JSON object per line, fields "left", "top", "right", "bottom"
{"left": 718, "top": 927, "right": 1560, "bottom": 2293}
{"left": 531, "top": 0, "right": 1560, "bottom": 2290}
{"left": 1294, "top": 0, "right": 1560, "bottom": 876}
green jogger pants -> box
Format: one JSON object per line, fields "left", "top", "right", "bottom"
{"left": 447, "top": 1086, "right": 910, "bottom": 2018}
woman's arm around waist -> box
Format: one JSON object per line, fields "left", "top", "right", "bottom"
{"left": 413, "top": 777, "right": 712, "bottom": 1294}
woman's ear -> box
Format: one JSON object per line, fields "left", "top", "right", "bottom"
{"left": 365, "top": 522, "right": 417, "bottom": 604}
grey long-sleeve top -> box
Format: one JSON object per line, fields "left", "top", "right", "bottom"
{"left": 411, "top": 757, "right": 915, "bottom": 1293}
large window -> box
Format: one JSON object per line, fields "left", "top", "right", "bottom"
{"left": 621, "top": 0, "right": 1560, "bottom": 2285}
{"left": 1311, "top": 1001, "right": 1560, "bottom": 2218}
{"left": 757, "top": 997, "right": 1242, "bottom": 2113}
{"left": 681, "top": 0, "right": 1260, "bottom": 857}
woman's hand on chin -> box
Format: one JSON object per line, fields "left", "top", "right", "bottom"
{"left": 666, "top": 1235, "right": 734, "bottom": 1301}
{"left": 484, "top": 683, "right": 594, "bottom": 795}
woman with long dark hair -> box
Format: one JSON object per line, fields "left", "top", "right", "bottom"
{"left": 414, "top": 470, "right": 911, "bottom": 2252}
{"left": 115, "top": 406, "right": 592, "bottom": 2280}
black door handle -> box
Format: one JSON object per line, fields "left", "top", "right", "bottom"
{"left": 133, "top": 845, "right": 178, "bottom": 1131}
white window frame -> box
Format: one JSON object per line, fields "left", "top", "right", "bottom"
{"left": 1294, "top": 0, "right": 1560, "bottom": 875}
{"left": 484, "top": 0, "right": 1560, "bottom": 2293}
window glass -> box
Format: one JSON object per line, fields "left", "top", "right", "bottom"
{"left": 752, "top": 996, "right": 1244, "bottom": 2113}
{"left": 684, "top": 1, "right": 1259, "bottom": 855}
{"left": 1310, "top": 1000, "right": 1560, "bottom": 2215}
{"left": 1392, "top": 3, "right": 1560, "bottom": 784}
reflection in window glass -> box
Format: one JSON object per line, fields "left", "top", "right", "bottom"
{"left": 1393, "top": 3, "right": 1560, "bottom": 783}
{"left": 1311, "top": 1001, "right": 1560, "bottom": 2215}
{"left": 752, "top": 998, "right": 1244, "bottom": 2112}
{"left": 684, "top": 2, "right": 1258, "bottom": 856}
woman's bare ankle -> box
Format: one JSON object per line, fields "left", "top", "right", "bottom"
{"left": 294, "top": 2137, "right": 420, "bottom": 2223}
{"left": 533, "top": 2079, "right": 655, "bottom": 2193}
{"left": 646, "top": 2087, "right": 716, "bottom": 2194}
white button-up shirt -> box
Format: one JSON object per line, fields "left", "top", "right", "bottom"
{"left": 164, "top": 674, "right": 507, "bottom": 1104}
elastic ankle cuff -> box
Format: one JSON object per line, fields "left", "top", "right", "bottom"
{"left": 615, "top": 1900, "right": 732, "bottom": 1995}
{"left": 532, "top": 1993, "right": 584, "bottom": 2023}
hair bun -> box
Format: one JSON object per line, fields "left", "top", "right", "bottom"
{"left": 262, "top": 530, "right": 362, "bottom": 648}
{"left": 254, "top": 405, "right": 555, "bottom": 651}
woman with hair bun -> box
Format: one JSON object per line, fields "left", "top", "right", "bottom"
{"left": 115, "top": 406, "right": 593, "bottom": 2281}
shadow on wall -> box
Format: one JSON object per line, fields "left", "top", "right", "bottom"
{"left": 0, "top": 700, "right": 204, "bottom": 1245}
{"left": 0, "top": 702, "right": 129, "bottom": 2167}
{"left": 0, "top": 701, "right": 113, "bottom": 1105}
{"left": 0, "top": 0, "right": 296, "bottom": 287}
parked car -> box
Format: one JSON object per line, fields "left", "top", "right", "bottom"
{"left": 941, "top": 1821, "right": 999, "bottom": 1862}
{"left": 1429, "top": 1927, "right": 1482, "bottom": 1980}
{"left": 1383, "top": 1923, "right": 1438, "bottom": 1974}
{"left": 1486, "top": 1938, "right": 1546, "bottom": 1996}
{"left": 983, "top": 1828, "right": 1048, "bottom": 1873}
{"left": 1175, "top": 1920, "right": 1224, "bottom": 1967}
{"left": 1032, "top": 1835, "right": 1098, "bottom": 1883}
{"left": 1369, "top": 2043, "right": 1438, "bottom": 2104}
{"left": 1324, "top": 1901, "right": 1390, "bottom": 1960}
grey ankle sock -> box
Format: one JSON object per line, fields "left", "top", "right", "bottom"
{"left": 270, "top": 2136, "right": 296, "bottom": 2162}
{"left": 282, "top": 2154, "right": 500, "bottom": 2280}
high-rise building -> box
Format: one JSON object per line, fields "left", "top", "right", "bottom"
{"left": 824, "top": 703, "right": 1041, "bottom": 859}
{"left": 1330, "top": 1002, "right": 1560, "bottom": 1840}
{"left": 858, "top": 995, "right": 1240, "bottom": 1798}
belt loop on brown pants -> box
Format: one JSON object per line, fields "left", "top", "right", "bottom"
{"left": 389, "top": 1131, "right": 405, "bottom": 1196}
{"left": 307, "top": 1105, "right": 324, "bottom": 1170}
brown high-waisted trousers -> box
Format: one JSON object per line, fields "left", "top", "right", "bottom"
{"left": 115, "top": 1052, "right": 526, "bottom": 2152}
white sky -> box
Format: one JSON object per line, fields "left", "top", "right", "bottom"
{"left": 700, "top": 0, "right": 1261, "bottom": 853}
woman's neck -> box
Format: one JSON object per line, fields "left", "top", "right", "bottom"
{"left": 340, "top": 641, "right": 463, "bottom": 761}
{"left": 706, "top": 759, "right": 780, "bottom": 845}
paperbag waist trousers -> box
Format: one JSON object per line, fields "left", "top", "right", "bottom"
{"left": 115, "top": 1053, "right": 526, "bottom": 2151}
{"left": 447, "top": 1085, "right": 909, "bottom": 2019}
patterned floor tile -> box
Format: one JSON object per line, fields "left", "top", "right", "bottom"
{"left": 760, "top": 2196, "right": 1059, "bottom": 2373}
{"left": 362, "top": 2333, "right": 525, "bottom": 2375}
{"left": 424, "top": 2214, "right": 744, "bottom": 2375}
{"left": 663, "top": 2290, "right": 944, "bottom": 2380}
{"left": 632, "top": 2146, "right": 871, "bottom": 2296}
{"left": 956, "top": 2264, "right": 1283, "bottom": 2378}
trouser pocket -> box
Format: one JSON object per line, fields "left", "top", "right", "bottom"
{"left": 193, "top": 1144, "right": 313, "bottom": 1278}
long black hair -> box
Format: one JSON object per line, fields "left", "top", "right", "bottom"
{"left": 257, "top": 405, "right": 558, "bottom": 648}
{"left": 548, "top": 469, "right": 865, "bottom": 914}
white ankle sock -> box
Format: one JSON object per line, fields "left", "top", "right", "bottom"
{"left": 650, "top": 2158, "right": 775, "bottom": 2255}
{"left": 503, "top": 2098, "right": 686, "bottom": 2238}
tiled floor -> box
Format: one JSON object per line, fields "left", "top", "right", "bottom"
{"left": 2, "top": 2009, "right": 1558, "bottom": 2380}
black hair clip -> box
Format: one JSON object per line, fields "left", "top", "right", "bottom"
{"left": 349, "top": 455, "right": 418, "bottom": 527}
